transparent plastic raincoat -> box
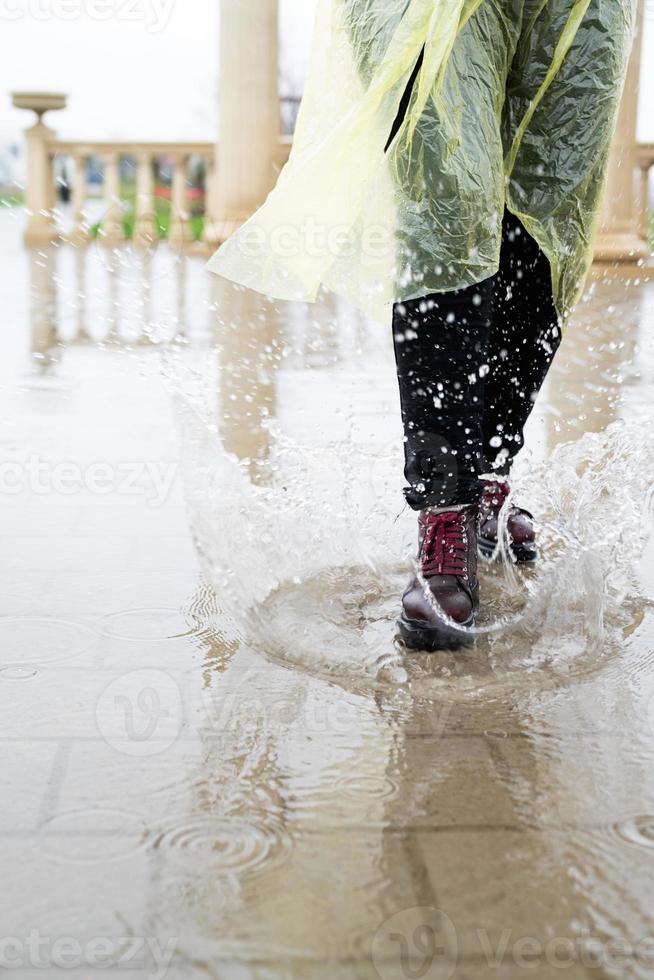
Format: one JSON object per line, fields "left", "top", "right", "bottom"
{"left": 208, "top": 0, "right": 635, "bottom": 324}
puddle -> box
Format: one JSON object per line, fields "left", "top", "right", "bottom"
{"left": 168, "top": 347, "right": 654, "bottom": 697}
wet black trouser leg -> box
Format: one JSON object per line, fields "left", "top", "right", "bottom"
{"left": 393, "top": 212, "right": 561, "bottom": 510}
{"left": 388, "top": 51, "right": 562, "bottom": 510}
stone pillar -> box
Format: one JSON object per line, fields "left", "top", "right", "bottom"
{"left": 594, "top": 0, "right": 649, "bottom": 265}
{"left": 24, "top": 121, "right": 57, "bottom": 244}
{"left": 12, "top": 94, "right": 67, "bottom": 244}
{"left": 208, "top": 0, "right": 280, "bottom": 244}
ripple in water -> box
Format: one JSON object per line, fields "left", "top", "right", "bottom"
{"left": 614, "top": 815, "right": 654, "bottom": 849}
{"left": 153, "top": 817, "right": 291, "bottom": 876}
{"left": 334, "top": 773, "right": 400, "bottom": 801}
{"left": 0, "top": 664, "right": 38, "bottom": 680}
{"left": 40, "top": 808, "right": 150, "bottom": 864}
{"left": 101, "top": 606, "right": 188, "bottom": 641}
{"left": 0, "top": 618, "right": 94, "bottom": 666}
{"left": 15, "top": 903, "right": 137, "bottom": 950}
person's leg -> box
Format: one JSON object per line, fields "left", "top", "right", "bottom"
{"left": 392, "top": 279, "right": 495, "bottom": 511}
{"left": 475, "top": 209, "right": 561, "bottom": 562}
{"left": 482, "top": 210, "right": 562, "bottom": 475}
{"left": 393, "top": 282, "right": 494, "bottom": 650}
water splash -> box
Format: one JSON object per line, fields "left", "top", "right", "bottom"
{"left": 166, "top": 348, "right": 654, "bottom": 696}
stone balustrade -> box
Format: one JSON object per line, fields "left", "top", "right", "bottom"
{"left": 11, "top": 86, "right": 295, "bottom": 251}
{"left": 45, "top": 136, "right": 292, "bottom": 251}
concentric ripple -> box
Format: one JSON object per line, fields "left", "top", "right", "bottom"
{"left": 0, "top": 618, "right": 94, "bottom": 666}
{"left": 153, "top": 817, "right": 291, "bottom": 876}
{"left": 40, "top": 807, "right": 150, "bottom": 863}
{"left": 335, "top": 773, "right": 400, "bottom": 801}
{"left": 100, "top": 607, "right": 188, "bottom": 641}
{"left": 614, "top": 814, "right": 654, "bottom": 848}
{"left": 15, "top": 903, "right": 136, "bottom": 949}
{"left": 0, "top": 664, "right": 38, "bottom": 680}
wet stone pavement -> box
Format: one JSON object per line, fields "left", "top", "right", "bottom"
{"left": 1, "top": 204, "right": 654, "bottom": 979}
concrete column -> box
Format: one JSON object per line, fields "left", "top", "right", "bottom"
{"left": 134, "top": 151, "right": 157, "bottom": 246}
{"left": 24, "top": 121, "right": 57, "bottom": 244}
{"left": 208, "top": 0, "right": 280, "bottom": 244}
{"left": 594, "top": 0, "right": 649, "bottom": 265}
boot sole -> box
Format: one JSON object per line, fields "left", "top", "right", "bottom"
{"left": 397, "top": 613, "right": 475, "bottom": 652}
{"left": 478, "top": 536, "right": 537, "bottom": 565}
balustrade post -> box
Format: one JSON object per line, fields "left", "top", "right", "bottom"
{"left": 134, "top": 151, "right": 157, "bottom": 246}
{"left": 69, "top": 152, "right": 88, "bottom": 244}
{"left": 102, "top": 151, "right": 124, "bottom": 244}
{"left": 168, "top": 153, "right": 188, "bottom": 247}
{"left": 202, "top": 154, "right": 218, "bottom": 245}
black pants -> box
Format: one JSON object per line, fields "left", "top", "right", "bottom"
{"left": 393, "top": 211, "right": 561, "bottom": 509}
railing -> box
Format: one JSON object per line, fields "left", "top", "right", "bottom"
{"left": 12, "top": 90, "right": 296, "bottom": 250}
{"left": 636, "top": 143, "right": 654, "bottom": 248}
{"left": 49, "top": 137, "right": 293, "bottom": 251}
{"left": 51, "top": 140, "right": 214, "bottom": 248}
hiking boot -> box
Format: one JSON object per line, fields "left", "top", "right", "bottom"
{"left": 477, "top": 479, "right": 537, "bottom": 563}
{"left": 398, "top": 506, "right": 479, "bottom": 651}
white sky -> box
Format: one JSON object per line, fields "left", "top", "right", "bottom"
{"left": 0, "top": 0, "right": 652, "bottom": 144}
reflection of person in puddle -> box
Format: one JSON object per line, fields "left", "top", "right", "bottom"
{"left": 207, "top": 0, "right": 635, "bottom": 650}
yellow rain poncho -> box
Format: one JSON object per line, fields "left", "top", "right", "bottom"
{"left": 208, "top": 0, "right": 635, "bottom": 324}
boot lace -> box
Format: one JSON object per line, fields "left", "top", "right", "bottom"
{"left": 419, "top": 511, "right": 468, "bottom": 578}
{"left": 481, "top": 480, "right": 511, "bottom": 514}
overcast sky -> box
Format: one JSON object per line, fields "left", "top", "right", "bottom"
{"left": 0, "top": 0, "right": 652, "bottom": 143}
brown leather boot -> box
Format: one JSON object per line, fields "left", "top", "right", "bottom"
{"left": 398, "top": 506, "right": 479, "bottom": 651}
{"left": 477, "top": 479, "right": 537, "bottom": 563}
